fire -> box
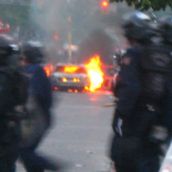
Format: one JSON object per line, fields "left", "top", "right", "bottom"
{"left": 85, "top": 55, "right": 104, "bottom": 92}
{"left": 43, "top": 63, "right": 54, "bottom": 77}
{"left": 64, "top": 66, "right": 78, "bottom": 73}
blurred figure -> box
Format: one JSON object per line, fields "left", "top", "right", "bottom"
{"left": 0, "top": 34, "right": 26, "bottom": 172}
{"left": 156, "top": 16, "right": 172, "bottom": 155}
{"left": 110, "top": 11, "right": 151, "bottom": 172}
{"left": 19, "top": 41, "right": 58, "bottom": 172}
{"left": 109, "top": 11, "right": 172, "bottom": 172}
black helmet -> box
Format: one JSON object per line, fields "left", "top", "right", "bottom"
{"left": 0, "top": 34, "right": 20, "bottom": 65}
{"left": 22, "top": 41, "right": 44, "bottom": 64}
{"left": 122, "top": 11, "right": 155, "bottom": 43}
{"left": 158, "top": 16, "right": 172, "bottom": 44}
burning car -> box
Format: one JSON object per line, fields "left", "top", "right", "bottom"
{"left": 51, "top": 63, "right": 90, "bottom": 92}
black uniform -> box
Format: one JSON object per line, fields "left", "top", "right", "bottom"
{"left": 110, "top": 42, "right": 172, "bottom": 172}
{"left": 110, "top": 46, "right": 142, "bottom": 172}
{"left": 0, "top": 68, "right": 27, "bottom": 172}
{"left": 19, "top": 41, "right": 58, "bottom": 172}
{"left": 0, "top": 34, "right": 27, "bottom": 172}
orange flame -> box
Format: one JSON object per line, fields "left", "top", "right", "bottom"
{"left": 64, "top": 66, "right": 78, "bottom": 73}
{"left": 85, "top": 55, "right": 104, "bottom": 92}
{"left": 43, "top": 63, "right": 54, "bottom": 77}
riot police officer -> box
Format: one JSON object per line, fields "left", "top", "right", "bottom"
{"left": 0, "top": 34, "right": 26, "bottom": 172}
{"left": 109, "top": 11, "right": 168, "bottom": 172}
{"left": 19, "top": 41, "right": 60, "bottom": 172}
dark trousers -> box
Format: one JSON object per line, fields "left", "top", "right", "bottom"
{"left": 20, "top": 136, "right": 43, "bottom": 172}
{"left": 20, "top": 126, "right": 57, "bottom": 172}
{"left": 138, "top": 156, "right": 160, "bottom": 172}
{"left": 20, "top": 149, "right": 56, "bottom": 172}
{"left": 114, "top": 144, "right": 160, "bottom": 172}
{"left": 20, "top": 148, "right": 59, "bottom": 172}
{"left": 0, "top": 150, "right": 18, "bottom": 172}
{"left": 115, "top": 156, "right": 159, "bottom": 172}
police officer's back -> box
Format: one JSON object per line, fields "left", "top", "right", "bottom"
{"left": 0, "top": 34, "right": 26, "bottom": 172}
{"left": 21, "top": 41, "right": 52, "bottom": 125}
{"left": 19, "top": 41, "right": 59, "bottom": 172}
{"left": 154, "top": 16, "right": 172, "bottom": 146}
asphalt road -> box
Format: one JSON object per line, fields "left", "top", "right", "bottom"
{"left": 17, "top": 91, "right": 114, "bottom": 172}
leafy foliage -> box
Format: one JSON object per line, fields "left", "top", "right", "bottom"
{"left": 109, "top": 0, "right": 172, "bottom": 10}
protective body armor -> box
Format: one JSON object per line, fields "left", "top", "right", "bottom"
{"left": 0, "top": 68, "right": 26, "bottom": 156}
{"left": 140, "top": 44, "right": 172, "bottom": 105}
{"left": 130, "top": 44, "right": 172, "bottom": 139}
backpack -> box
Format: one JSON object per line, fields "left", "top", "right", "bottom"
{"left": 136, "top": 44, "right": 172, "bottom": 140}
{"left": 140, "top": 44, "right": 172, "bottom": 103}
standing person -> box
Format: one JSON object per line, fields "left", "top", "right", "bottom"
{"left": 19, "top": 41, "right": 59, "bottom": 172}
{"left": 109, "top": 11, "right": 172, "bottom": 172}
{"left": 0, "top": 34, "right": 27, "bottom": 172}
{"left": 156, "top": 16, "right": 172, "bottom": 157}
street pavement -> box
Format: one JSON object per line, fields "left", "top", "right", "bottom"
{"left": 17, "top": 91, "right": 114, "bottom": 172}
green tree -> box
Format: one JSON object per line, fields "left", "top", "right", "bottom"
{"left": 109, "top": 0, "right": 172, "bottom": 10}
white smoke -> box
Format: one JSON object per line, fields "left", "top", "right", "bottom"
{"left": 28, "top": 0, "right": 131, "bottom": 62}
